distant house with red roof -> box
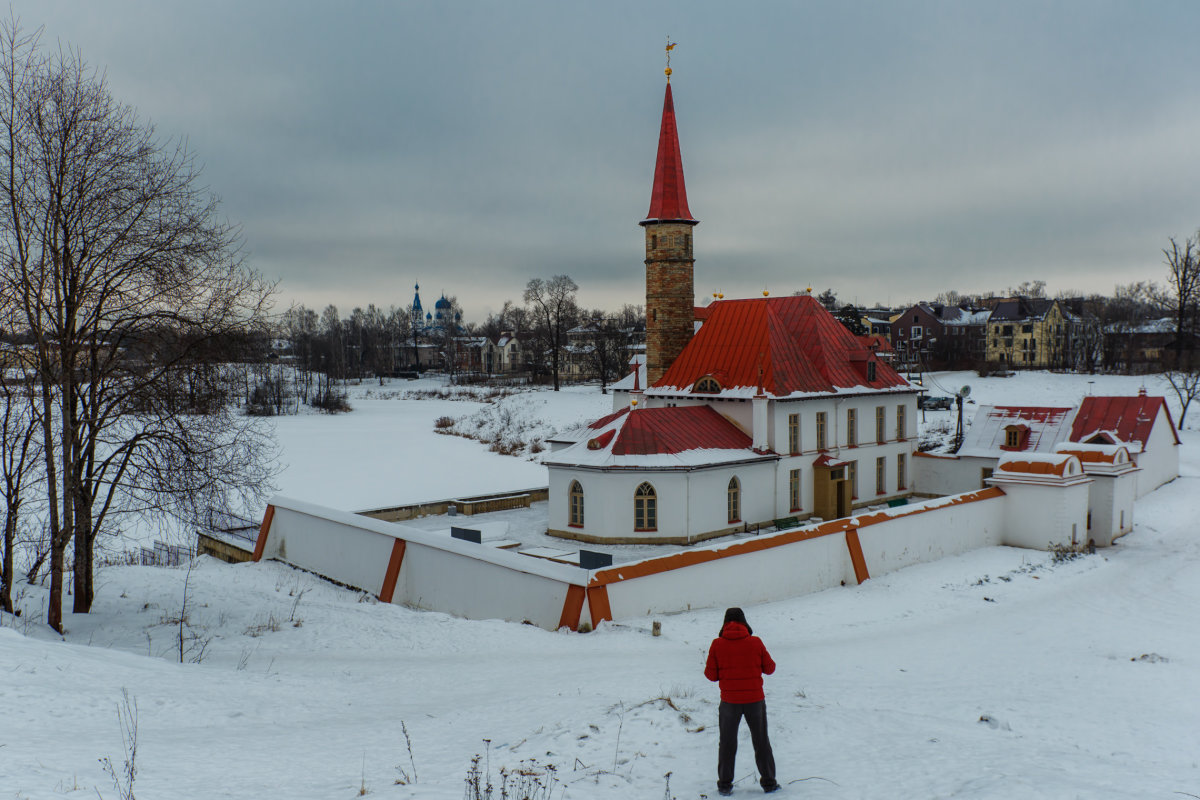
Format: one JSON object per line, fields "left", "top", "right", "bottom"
{"left": 1068, "top": 392, "right": 1180, "bottom": 498}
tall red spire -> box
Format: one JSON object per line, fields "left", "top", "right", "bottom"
{"left": 642, "top": 83, "right": 696, "bottom": 225}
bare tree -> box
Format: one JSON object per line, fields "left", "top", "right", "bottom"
{"left": 1007, "top": 280, "right": 1047, "bottom": 298}
{"left": 0, "top": 22, "right": 276, "bottom": 631}
{"left": 581, "top": 311, "right": 631, "bottom": 395}
{"left": 0, "top": 338, "right": 40, "bottom": 613}
{"left": 1162, "top": 234, "right": 1200, "bottom": 367}
{"left": 524, "top": 275, "right": 578, "bottom": 391}
{"left": 1164, "top": 369, "right": 1200, "bottom": 429}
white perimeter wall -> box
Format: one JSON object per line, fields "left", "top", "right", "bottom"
{"left": 263, "top": 497, "right": 586, "bottom": 630}
{"left": 258, "top": 481, "right": 1086, "bottom": 630}
{"left": 913, "top": 453, "right": 994, "bottom": 496}
{"left": 600, "top": 490, "right": 1006, "bottom": 622}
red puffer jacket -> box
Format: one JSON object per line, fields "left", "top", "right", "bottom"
{"left": 704, "top": 621, "right": 776, "bottom": 703}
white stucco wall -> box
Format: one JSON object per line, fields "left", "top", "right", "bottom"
{"left": 602, "top": 532, "right": 857, "bottom": 619}
{"left": 992, "top": 479, "right": 1091, "bottom": 550}
{"left": 913, "top": 453, "right": 996, "bottom": 496}
{"left": 854, "top": 494, "right": 1005, "bottom": 574}
{"left": 263, "top": 497, "right": 585, "bottom": 630}
{"left": 1081, "top": 470, "right": 1136, "bottom": 546}
{"left": 1134, "top": 417, "right": 1180, "bottom": 497}
{"left": 548, "top": 461, "right": 777, "bottom": 540}
{"left": 598, "top": 489, "right": 1006, "bottom": 622}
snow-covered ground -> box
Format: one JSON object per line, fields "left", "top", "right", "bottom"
{"left": 3, "top": 372, "right": 1199, "bottom": 799}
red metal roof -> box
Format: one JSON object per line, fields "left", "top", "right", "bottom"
{"left": 653, "top": 294, "right": 911, "bottom": 395}
{"left": 1071, "top": 395, "right": 1181, "bottom": 447}
{"left": 641, "top": 83, "right": 696, "bottom": 224}
{"left": 611, "top": 406, "right": 752, "bottom": 456}
{"left": 587, "top": 407, "right": 631, "bottom": 430}
{"left": 858, "top": 333, "right": 894, "bottom": 353}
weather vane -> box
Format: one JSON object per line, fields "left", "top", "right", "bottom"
{"left": 665, "top": 37, "right": 677, "bottom": 81}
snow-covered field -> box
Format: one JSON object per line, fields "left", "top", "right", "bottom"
{"left": 3, "top": 372, "right": 1199, "bottom": 799}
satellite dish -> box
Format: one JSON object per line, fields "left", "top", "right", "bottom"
{"left": 958, "top": 385, "right": 971, "bottom": 398}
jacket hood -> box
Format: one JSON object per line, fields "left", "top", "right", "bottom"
{"left": 720, "top": 621, "right": 751, "bottom": 640}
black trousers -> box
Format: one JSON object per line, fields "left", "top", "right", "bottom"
{"left": 717, "top": 700, "right": 777, "bottom": 791}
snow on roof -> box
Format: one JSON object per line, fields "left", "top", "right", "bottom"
{"left": 956, "top": 405, "right": 1077, "bottom": 458}
{"left": 1071, "top": 395, "right": 1180, "bottom": 448}
{"left": 544, "top": 405, "right": 776, "bottom": 470}
{"left": 1102, "top": 317, "right": 1175, "bottom": 335}
{"left": 651, "top": 294, "right": 914, "bottom": 398}
{"left": 942, "top": 309, "right": 991, "bottom": 326}
{"left": 1053, "top": 442, "right": 1132, "bottom": 466}
{"left": 610, "top": 360, "right": 647, "bottom": 392}
{"left": 995, "top": 452, "right": 1082, "bottom": 479}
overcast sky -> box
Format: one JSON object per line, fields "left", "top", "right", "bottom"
{"left": 16, "top": 1, "right": 1200, "bottom": 321}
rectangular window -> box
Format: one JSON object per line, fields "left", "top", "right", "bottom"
{"left": 816, "top": 412, "right": 827, "bottom": 450}
{"left": 912, "top": 325, "right": 923, "bottom": 340}
{"left": 847, "top": 408, "right": 857, "bottom": 447}
{"left": 788, "top": 413, "right": 800, "bottom": 454}
{"left": 789, "top": 468, "right": 801, "bottom": 512}
{"left": 981, "top": 467, "right": 994, "bottom": 488}
{"left": 847, "top": 460, "right": 857, "bottom": 498}
{"left": 875, "top": 406, "right": 886, "bottom": 444}
{"left": 876, "top": 456, "right": 886, "bottom": 495}
{"left": 897, "top": 453, "right": 906, "bottom": 490}
{"left": 896, "top": 405, "right": 906, "bottom": 440}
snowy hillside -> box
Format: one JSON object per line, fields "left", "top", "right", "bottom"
{"left": 3, "top": 372, "right": 1199, "bottom": 799}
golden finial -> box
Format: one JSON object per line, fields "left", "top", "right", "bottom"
{"left": 665, "top": 37, "right": 676, "bottom": 81}
{"left": 762, "top": 289, "right": 770, "bottom": 297}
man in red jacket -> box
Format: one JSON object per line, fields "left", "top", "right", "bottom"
{"left": 704, "top": 607, "right": 779, "bottom": 795}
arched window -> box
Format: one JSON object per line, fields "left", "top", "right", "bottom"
{"left": 727, "top": 476, "right": 741, "bottom": 524}
{"left": 569, "top": 480, "right": 584, "bottom": 527}
{"left": 634, "top": 482, "right": 657, "bottom": 531}
{"left": 693, "top": 376, "right": 721, "bottom": 394}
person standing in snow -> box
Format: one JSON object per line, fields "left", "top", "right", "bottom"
{"left": 704, "top": 607, "right": 779, "bottom": 795}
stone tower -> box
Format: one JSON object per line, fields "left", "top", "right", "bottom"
{"left": 641, "top": 79, "right": 697, "bottom": 385}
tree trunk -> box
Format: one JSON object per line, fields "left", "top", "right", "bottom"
{"left": 72, "top": 495, "right": 94, "bottom": 613}
{"left": 1, "top": 507, "right": 14, "bottom": 614}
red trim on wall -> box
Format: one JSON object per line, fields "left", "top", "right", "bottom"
{"left": 845, "top": 529, "right": 870, "bottom": 584}
{"left": 587, "top": 585, "right": 613, "bottom": 627}
{"left": 558, "top": 585, "right": 586, "bottom": 631}
{"left": 379, "top": 539, "right": 407, "bottom": 604}
{"left": 252, "top": 505, "right": 275, "bottom": 562}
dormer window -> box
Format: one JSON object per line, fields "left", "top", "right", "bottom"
{"left": 1002, "top": 424, "right": 1030, "bottom": 450}
{"left": 693, "top": 376, "right": 721, "bottom": 394}
{"left": 867, "top": 361, "right": 876, "bottom": 382}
